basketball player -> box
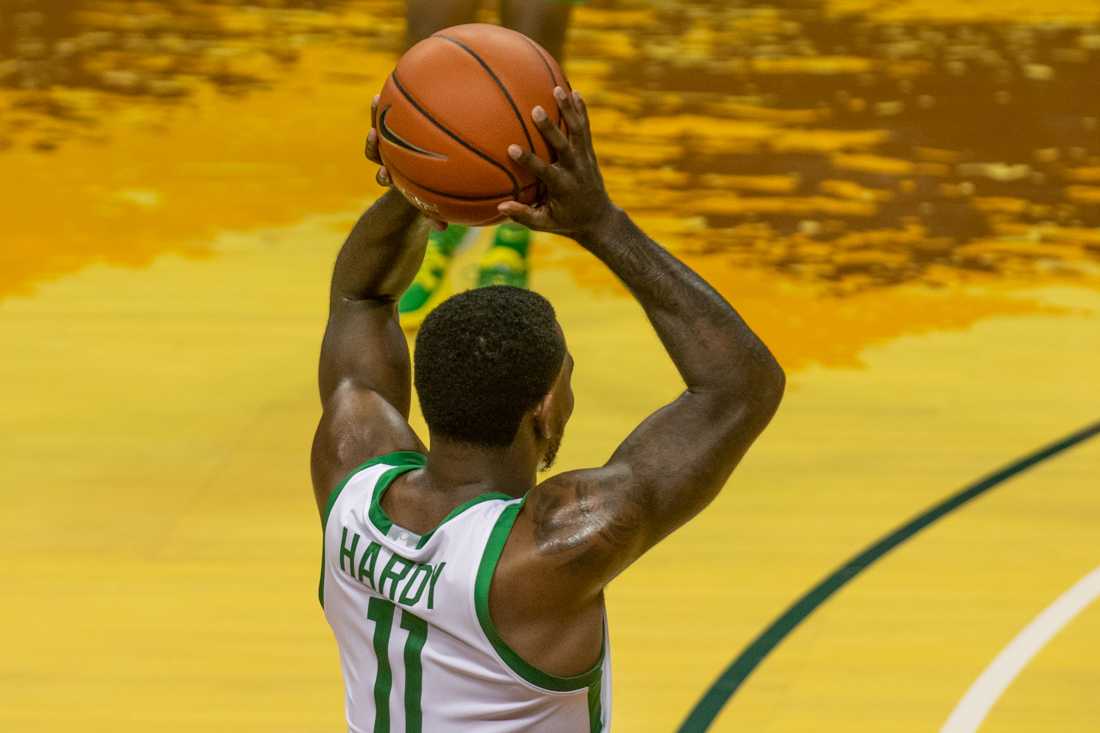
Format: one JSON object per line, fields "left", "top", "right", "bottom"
{"left": 313, "top": 88, "right": 785, "bottom": 731}
{"left": 397, "top": 0, "right": 579, "bottom": 326}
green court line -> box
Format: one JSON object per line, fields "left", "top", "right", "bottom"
{"left": 677, "top": 419, "right": 1100, "bottom": 732}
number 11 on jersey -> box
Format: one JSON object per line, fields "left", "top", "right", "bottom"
{"left": 366, "top": 596, "right": 428, "bottom": 733}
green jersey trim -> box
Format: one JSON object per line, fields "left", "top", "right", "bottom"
{"left": 365, "top": 454, "right": 513, "bottom": 548}
{"left": 474, "top": 500, "right": 605, "bottom": 693}
{"left": 587, "top": 674, "right": 603, "bottom": 733}
{"left": 367, "top": 456, "right": 429, "bottom": 535}
{"left": 318, "top": 450, "right": 427, "bottom": 609}
{"left": 414, "top": 491, "right": 514, "bottom": 548}
{"left": 321, "top": 451, "right": 426, "bottom": 530}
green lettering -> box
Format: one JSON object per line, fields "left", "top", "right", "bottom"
{"left": 400, "top": 611, "right": 428, "bottom": 733}
{"left": 379, "top": 553, "right": 415, "bottom": 600}
{"left": 339, "top": 527, "right": 360, "bottom": 575}
{"left": 357, "top": 541, "right": 382, "bottom": 590}
{"left": 398, "top": 563, "right": 433, "bottom": 607}
{"left": 427, "top": 562, "right": 446, "bottom": 610}
{"left": 366, "top": 598, "right": 394, "bottom": 731}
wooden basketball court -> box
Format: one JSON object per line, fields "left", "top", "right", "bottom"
{"left": 2, "top": 1, "right": 1097, "bottom": 731}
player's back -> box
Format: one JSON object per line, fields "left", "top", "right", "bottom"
{"left": 320, "top": 451, "right": 611, "bottom": 732}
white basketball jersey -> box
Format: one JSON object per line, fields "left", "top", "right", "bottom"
{"left": 320, "top": 451, "right": 611, "bottom": 733}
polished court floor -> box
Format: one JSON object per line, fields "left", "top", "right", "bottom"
{"left": 2, "top": 1, "right": 1098, "bottom": 731}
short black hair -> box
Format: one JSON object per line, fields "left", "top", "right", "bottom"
{"left": 414, "top": 286, "right": 565, "bottom": 447}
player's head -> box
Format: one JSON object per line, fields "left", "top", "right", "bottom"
{"left": 414, "top": 286, "right": 573, "bottom": 470}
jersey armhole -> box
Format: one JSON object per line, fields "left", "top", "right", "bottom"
{"left": 473, "top": 499, "right": 606, "bottom": 693}
{"left": 318, "top": 450, "right": 426, "bottom": 608}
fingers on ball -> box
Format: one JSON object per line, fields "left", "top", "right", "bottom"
{"left": 554, "top": 87, "right": 584, "bottom": 138}
{"left": 365, "top": 130, "right": 381, "bottom": 163}
{"left": 531, "top": 107, "right": 570, "bottom": 157}
{"left": 499, "top": 202, "right": 549, "bottom": 230}
{"left": 508, "top": 144, "right": 559, "bottom": 187}
{"left": 497, "top": 201, "right": 531, "bottom": 224}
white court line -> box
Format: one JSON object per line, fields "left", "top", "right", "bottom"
{"left": 941, "top": 565, "right": 1100, "bottom": 733}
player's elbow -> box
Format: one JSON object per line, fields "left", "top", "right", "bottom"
{"left": 723, "top": 350, "right": 785, "bottom": 425}
{"left": 721, "top": 354, "right": 783, "bottom": 433}
{"left": 760, "top": 358, "right": 786, "bottom": 416}
{"left": 747, "top": 359, "right": 785, "bottom": 434}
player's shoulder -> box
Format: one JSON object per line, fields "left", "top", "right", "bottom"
{"left": 504, "top": 464, "right": 644, "bottom": 586}
{"left": 485, "top": 469, "right": 621, "bottom": 665}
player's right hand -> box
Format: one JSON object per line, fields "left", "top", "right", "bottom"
{"left": 366, "top": 95, "right": 446, "bottom": 231}
{"left": 498, "top": 87, "right": 617, "bottom": 240}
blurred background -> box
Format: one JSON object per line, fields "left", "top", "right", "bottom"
{"left": 1, "top": 1, "right": 1097, "bottom": 731}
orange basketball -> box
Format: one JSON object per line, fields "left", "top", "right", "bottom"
{"left": 376, "top": 24, "right": 571, "bottom": 226}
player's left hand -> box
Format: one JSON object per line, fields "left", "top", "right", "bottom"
{"left": 498, "top": 87, "right": 616, "bottom": 240}
{"left": 366, "top": 95, "right": 446, "bottom": 231}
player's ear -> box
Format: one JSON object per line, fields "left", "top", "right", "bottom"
{"left": 532, "top": 392, "right": 554, "bottom": 442}
{"left": 533, "top": 378, "right": 571, "bottom": 444}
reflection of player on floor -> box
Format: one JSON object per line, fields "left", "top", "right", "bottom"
{"left": 398, "top": 0, "right": 577, "bottom": 327}
{"left": 313, "top": 87, "right": 785, "bottom": 731}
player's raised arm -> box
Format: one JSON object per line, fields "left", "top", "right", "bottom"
{"left": 500, "top": 88, "right": 786, "bottom": 598}
{"left": 310, "top": 97, "right": 442, "bottom": 515}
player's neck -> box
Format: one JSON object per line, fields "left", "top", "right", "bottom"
{"left": 424, "top": 434, "right": 539, "bottom": 499}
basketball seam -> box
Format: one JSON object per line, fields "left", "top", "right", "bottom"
{"left": 517, "top": 37, "right": 565, "bottom": 206}
{"left": 519, "top": 36, "right": 566, "bottom": 126}
{"left": 387, "top": 156, "right": 538, "bottom": 202}
{"left": 521, "top": 37, "right": 562, "bottom": 102}
{"left": 522, "top": 36, "right": 558, "bottom": 88}
{"left": 434, "top": 34, "right": 538, "bottom": 153}
{"left": 378, "top": 106, "right": 447, "bottom": 159}
{"left": 390, "top": 71, "right": 520, "bottom": 197}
